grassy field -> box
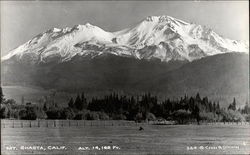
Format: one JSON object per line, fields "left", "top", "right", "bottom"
{"left": 1, "top": 120, "right": 250, "bottom": 155}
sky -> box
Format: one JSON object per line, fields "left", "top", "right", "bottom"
{"left": 0, "top": 1, "right": 249, "bottom": 57}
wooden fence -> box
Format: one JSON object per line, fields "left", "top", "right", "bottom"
{"left": 1, "top": 119, "right": 249, "bottom": 128}
{"left": 0, "top": 119, "right": 149, "bottom": 128}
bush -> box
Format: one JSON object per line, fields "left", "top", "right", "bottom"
{"left": 74, "top": 113, "right": 86, "bottom": 120}
{"left": 135, "top": 113, "right": 143, "bottom": 122}
{"left": 12, "top": 110, "right": 19, "bottom": 119}
{"left": 18, "top": 107, "right": 37, "bottom": 120}
{"left": 61, "top": 108, "right": 75, "bottom": 119}
{"left": 74, "top": 110, "right": 89, "bottom": 120}
{"left": 220, "top": 110, "right": 245, "bottom": 122}
{"left": 0, "top": 105, "right": 9, "bottom": 118}
{"left": 98, "top": 112, "right": 109, "bottom": 120}
{"left": 228, "top": 110, "right": 245, "bottom": 122}
{"left": 245, "top": 114, "right": 250, "bottom": 122}
{"left": 19, "top": 109, "right": 27, "bottom": 119}
{"left": 200, "top": 112, "right": 217, "bottom": 122}
{"left": 113, "top": 114, "right": 127, "bottom": 120}
{"left": 86, "top": 112, "right": 99, "bottom": 120}
{"left": 146, "top": 113, "right": 156, "bottom": 121}
{"left": 4, "top": 99, "right": 16, "bottom": 105}
{"left": 35, "top": 108, "right": 47, "bottom": 119}
{"left": 46, "top": 109, "right": 62, "bottom": 119}
{"left": 172, "top": 110, "right": 192, "bottom": 124}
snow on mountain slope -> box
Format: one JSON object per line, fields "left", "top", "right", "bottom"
{"left": 2, "top": 15, "right": 249, "bottom": 63}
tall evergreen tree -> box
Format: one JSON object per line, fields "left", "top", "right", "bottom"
{"left": 0, "top": 87, "right": 4, "bottom": 104}
{"left": 193, "top": 105, "right": 200, "bottom": 124}
{"left": 68, "top": 97, "right": 74, "bottom": 109}
{"left": 232, "top": 97, "right": 236, "bottom": 111}
{"left": 74, "top": 94, "right": 83, "bottom": 111}
{"left": 228, "top": 98, "right": 237, "bottom": 111}
{"left": 196, "top": 93, "right": 202, "bottom": 103}
{"left": 212, "top": 102, "right": 216, "bottom": 113}
{"left": 216, "top": 102, "right": 220, "bottom": 113}
{"left": 81, "top": 92, "right": 87, "bottom": 109}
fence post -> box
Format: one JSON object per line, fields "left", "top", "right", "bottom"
{"left": 54, "top": 120, "right": 56, "bottom": 127}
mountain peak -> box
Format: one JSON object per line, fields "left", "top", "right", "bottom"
{"left": 144, "top": 16, "right": 159, "bottom": 22}
{"left": 85, "top": 22, "right": 94, "bottom": 27}
{"left": 143, "top": 15, "right": 189, "bottom": 25}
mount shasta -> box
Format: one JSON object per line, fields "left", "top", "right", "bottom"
{"left": 1, "top": 15, "right": 249, "bottom": 105}
{"left": 2, "top": 15, "right": 248, "bottom": 63}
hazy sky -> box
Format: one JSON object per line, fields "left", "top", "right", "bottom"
{"left": 1, "top": 1, "right": 249, "bottom": 56}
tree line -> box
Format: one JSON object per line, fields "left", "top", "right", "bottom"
{"left": 1, "top": 87, "right": 249, "bottom": 124}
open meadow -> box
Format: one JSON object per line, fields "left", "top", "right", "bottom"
{"left": 1, "top": 120, "right": 250, "bottom": 155}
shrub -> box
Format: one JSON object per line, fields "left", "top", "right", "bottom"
{"left": 200, "top": 112, "right": 217, "bottom": 122}
{"left": 61, "top": 108, "right": 75, "bottom": 119}
{"left": 135, "top": 113, "right": 143, "bottom": 122}
{"left": 228, "top": 110, "right": 245, "bottom": 122}
{"left": 172, "top": 110, "right": 192, "bottom": 124}
{"left": 245, "top": 114, "right": 250, "bottom": 122}
{"left": 98, "top": 112, "right": 109, "bottom": 120}
{"left": 18, "top": 107, "right": 37, "bottom": 120}
{"left": 0, "top": 105, "right": 9, "bottom": 118}
{"left": 220, "top": 109, "right": 245, "bottom": 122}
{"left": 74, "top": 113, "right": 86, "bottom": 120}
{"left": 19, "top": 109, "right": 27, "bottom": 119}
{"left": 113, "top": 114, "right": 126, "bottom": 120}
{"left": 46, "top": 109, "right": 62, "bottom": 119}
{"left": 86, "top": 112, "right": 99, "bottom": 120}
{"left": 146, "top": 113, "right": 156, "bottom": 121}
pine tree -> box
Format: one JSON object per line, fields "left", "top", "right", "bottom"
{"left": 208, "top": 102, "right": 213, "bottom": 112}
{"left": 0, "top": 87, "right": 4, "bottom": 104}
{"left": 193, "top": 105, "right": 200, "bottom": 125}
{"left": 212, "top": 102, "right": 216, "bottom": 113}
{"left": 43, "top": 103, "right": 48, "bottom": 111}
{"left": 81, "top": 92, "right": 87, "bottom": 109}
{"left": 196, "top": 93, "right": 201, "bottom": 103}
{"left": 232, "top": 97, "right": 236, "bottom": 111}
{"left": 68, "top": 97, "right": 74, "bottom": 109}
{"left": 74, "top": 94, "right": 83, "bottom": 111}
{"left": 216, "top": 102, "right": 220, "bottom": 113}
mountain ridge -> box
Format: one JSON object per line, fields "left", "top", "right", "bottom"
{"left": 1, "top": 52, "right": 248, "bottom": 107}
{"left": 2, "top": 15, "right": 248, "bottom": 63}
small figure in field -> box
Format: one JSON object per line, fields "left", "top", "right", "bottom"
{"left": 139, "top": 126, "right": 144, "bottom": 131}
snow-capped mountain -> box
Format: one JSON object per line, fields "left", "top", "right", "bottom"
{"left": 2, "top": 15, "right": 249, "bottom": 63}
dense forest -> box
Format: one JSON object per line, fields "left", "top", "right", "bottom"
{"left": 0, "top": 87, "right": 249, "bottom": 124}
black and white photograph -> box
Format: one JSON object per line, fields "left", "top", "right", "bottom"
{"left": 0, "top": 0, "right": 249, "bottom": 154}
